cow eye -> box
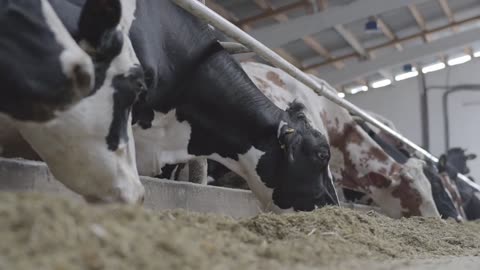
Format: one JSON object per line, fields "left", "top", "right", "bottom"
{"left": 315, "top": 151, "right": 329, "bottom": 163}
{"left": 297, "top": 112, "right": 306, "bottom": 120}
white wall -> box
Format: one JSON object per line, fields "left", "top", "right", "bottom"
{"left": 346, "top": 59, "right": 480, "bottom": 180}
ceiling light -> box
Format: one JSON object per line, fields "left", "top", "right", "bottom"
{"left": 422, "top": 62, "right": 446, "bottom": 74}
{"left": 403, "top": 64, "right": 414, "bottom": 72}
{"left": 371, "top": 79, "right": 392, "bottom": 89}
{"left": 365, "top": 18, "right": 380, "bottom": 34}
{"left": 447, "top": 55, "right": 472, "bottom": 66}
{"left": 395, "top": 69, "right": 419, "bottom": 81}
{"left": 349, "top": 85, "right": 369, "bottom": 94}
{"left": 338, "top": 92, "right": 346, "bottom": 98}
{"left": 473, "top": 51, "right": 480, "bottom": 58}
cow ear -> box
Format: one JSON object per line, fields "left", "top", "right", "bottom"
{"left": 278, "top": 125, "right": 299, "bottom": 163}
{"left": 77, "top": 0, "right": 122, "bottom": 48}
{"left": 467, "top": 153, "right": 477, "bottom": 160}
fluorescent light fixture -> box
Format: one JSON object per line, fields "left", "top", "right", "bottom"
{"left": 338, "top": 92, "right": 346, "bottom": 98}
{"left": 395, "top": 69, "right": 419, "bottom": 81}
{"left": 447, "top": 55, "right": 472, "bottom": 66}
{"left": 349, "top": 85, "right": 368, "bottom": 94}
{"left": 474, "top": 51, "right": 480, "bottom": 58}
{"left": 422, "top": 62, "right": 445, "bottom": 74}
{"left": 371, "top": 79, "right": 392, "bottom": 89}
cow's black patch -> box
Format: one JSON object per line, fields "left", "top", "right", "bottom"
{"left": 89, "top": 30, "right": 124, "bottom": 95}
{"left": 106, "top": 66, "right": 145, "bottom": 151}
{"left": 155, "top": 164, "right": 178, "bottom": 179}
{"left": 77, "top": 0, "right": 121, "bottom": 48}
{"left": 132, "top": 92, "right": 154, "bottom": 129}
{"left": 50, "top": 0, "right": 124, "bottom": 95}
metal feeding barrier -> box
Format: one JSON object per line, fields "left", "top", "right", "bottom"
{"left": 173, "top": 0, "right": 480, "bottom": 192}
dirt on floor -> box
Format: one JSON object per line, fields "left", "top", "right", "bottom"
{"left": 0, "top": 192, "right": 479, "bottom": 270}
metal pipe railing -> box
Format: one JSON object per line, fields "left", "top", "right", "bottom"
{"left": 173, "top": 0, "right": 480, "bottom": 192}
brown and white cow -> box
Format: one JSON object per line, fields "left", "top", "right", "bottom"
{"left": 243, "top": 62, "right": 440, "bottom": 218}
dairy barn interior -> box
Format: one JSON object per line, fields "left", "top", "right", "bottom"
{"left": 1, "top": 0, "right": 480, "bottom": 269}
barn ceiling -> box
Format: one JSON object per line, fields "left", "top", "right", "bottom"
{"left": 205, "top": 0, "right": 480, "bottom": 95}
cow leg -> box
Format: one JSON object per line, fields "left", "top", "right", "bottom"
{"left": 188, "top": 159, "right": 208, "bottom": 185}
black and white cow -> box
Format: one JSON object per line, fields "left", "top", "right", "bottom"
{"left": 1, "top": 0, "right": 146, "bottom": 204}
{"left": 440, "top": 148, "right": 476, "bottom": 176}
{"left": 130, "top": 0, "right": 338, "bottom": 212}
{"left": 0, "top": 0, "right": 94, "bottom": 121}
{"left": 438, "top": 148, "right": 480, "bottom": 220}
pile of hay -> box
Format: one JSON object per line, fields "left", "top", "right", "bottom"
{"left": 0, "top": 192, "right": 479, "bottom": 270}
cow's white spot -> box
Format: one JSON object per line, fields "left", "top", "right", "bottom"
{"left": 368, "top": 186, "right": 403, "bottom": 218}
{"left": 346, "top": 143, "right": 391, "bottom": 179}
{"left": 329, "top": 146, "right": 345, "bottom": 179}
{"left": 404, "top": 158, "right": 440, "bottom": 218}
{"left": 134, "top": 110, "right": 195, "bottom": 176}
{"left": 277, "top": 120, "right": 288, "bottom": 138}
{"left": 208, "top": 147, "right": 282, "bottom": 212}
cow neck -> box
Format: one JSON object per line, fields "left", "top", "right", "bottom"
{"left": 147, "top": 41, "right": 225, "bottom": 113}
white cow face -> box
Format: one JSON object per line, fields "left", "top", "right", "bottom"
{"left": 14, "top": 0, "right": 145, "bottom": 204}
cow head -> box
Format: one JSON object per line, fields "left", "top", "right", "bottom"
{"left": 14, "top": 0, "right": 145, "bottom": 204}
{"left": 0, "top": 0, "right": 94, "bottom": 121}
{"left": 268, "top": 102, "right": 338, "bottom": 211}
{"left": 440, "top": 148, "right": 476, "bottom": 175}
{"left": 438, "top": 150, "right": 479, "bottom": 219}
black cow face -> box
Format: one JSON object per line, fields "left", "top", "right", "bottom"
{"left": 0, "top": 0, "right": 94, "bottom": 121}
{"left": 438, "top": 149, "right": 480, "bottom": 220}
{"left": 444, "top": 148, "right": 476, "bottom": 175}
{"left": 259, "top": 102, "right": 338, "bottom": 211}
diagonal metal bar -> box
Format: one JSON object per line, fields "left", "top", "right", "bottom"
{"left": 172, "top": 0, "right": 480, "bottom": 192}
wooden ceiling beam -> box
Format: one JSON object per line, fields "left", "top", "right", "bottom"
{"left": 376, "top": 17, "right": 403, "bottom": 51}
{"left": 438, "top": 0, "right": 458, "bottom": 32}
{"left": 302, "top": 36, "right": 345, "bottom": 69}
{"left": 253, "top": 0, "right": 345, "bottom": 70}
{"left": 236, "top": 1, "right": 308, "bottom": 27}
{"left": 304, "top": 14, "right": 480, "bottom": 70}
{"left": 408, "top": 4, "right": 429, "bottom": 42}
